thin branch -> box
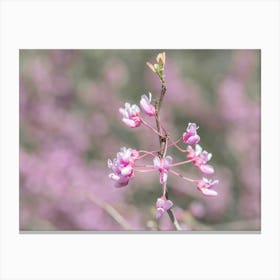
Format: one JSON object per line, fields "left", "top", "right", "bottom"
{"left": 135, "top": 164, "right": 154, "bottom": 168}
{"left": 153, "top": 66, "right": 182, "bottom": 231}
{"left": 167, "top": 209, "right": 182, "bottom": 231}
{"left": 170, "top": 159, "right": 194, "bottom": 167}
{"left": 158, "top": 78, "right": 167, "bottom": 113}
{"left": 170, "top": 169, "right": 198, "bottom": 183}
{"left": 134, "top": 169, "right": 156, "bottom": 173}
{"left": 162, "top": 138, "right": 168, "bottom": 158}
{"left": 155, "top": 113, "right": 167, "bottom": 135}
{"left": 137, "top": 150, "right": 158, "bottom": 159}
{"left": 141, "top": 118, "right": 165, "bottom": 138}
{"left": 168, "top": 136, "right": 188, "bottom": 153}
{"left": 84, "top": 191, "right": 133, "bottom": 230}
{"left": 155, "top": 77, "right": 168, "bottom": 157}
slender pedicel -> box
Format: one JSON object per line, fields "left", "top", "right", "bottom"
{"left": 169, "top": 169, "right": 199, "bottom": 183}
{"left": 170, "top": 159, "right": 194, "bottom": 167}
{"left": 141, "top": 118, "right": 165, "bottom": 138}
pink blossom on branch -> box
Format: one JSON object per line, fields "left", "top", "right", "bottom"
{"left": 156, "top": 197, "right": 173, "bottom": 219}
{"left": 108, "top": 147, "right": 139, "bottom": 188}
{"left": 119, "top": 103, "right": 141, "bottom": 128}
{"left": 140, "top": 92, "right": 156, "bottom": 116}
{"left": 182, "top": 122, "right": 200, "bottom": 145}
{"left": 187, "top": 144, "right": 214, "bottom": 174}
{"left": 153, "top": 156, "right": 173, "bottom": 184}
{"left": 196, "top": 178, "right": 219, "bottom": 196}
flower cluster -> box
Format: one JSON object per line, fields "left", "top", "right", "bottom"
{"left": 187, "top": 144, "right": 214, "bottom": 174}
{"left": 108, "top": 147, "right": 139, "bottom": 188}
{"left": 108, "top": 52, "right": 219, "bottom": 224}
{"left": 182, "top": 123, "right": 200, "bottom": 145}
{"left": 119, "top": 103, "right": 141, "bottom": 128}
{"left": 118, "top": 93, "right": 156, "bottom": 129}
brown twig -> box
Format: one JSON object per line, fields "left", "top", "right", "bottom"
{"left": 153, "top": 61, "right": 182, "bottom": 231}
{"left": 164, "top": 188, "right": 182, "bottom": 230}
{"left": 158, "top": 79, "right": 167, "bottom": 113}
{"left": 167, "top": 209, "right": 182, "bottom": 230}
{"left": 155, "top": 79, "right": 167, "bottom": 157}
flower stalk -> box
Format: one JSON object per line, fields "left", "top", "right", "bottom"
{"left": 151, "top": 61, "right": 182, "bottom": 230}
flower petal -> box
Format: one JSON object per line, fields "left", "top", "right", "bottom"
{"left": 200, "top": 151, "right": 210, "bottom": 162}
{"left": 156, "top": 208, "right": 165, "bottom": 219}
{"left": 121, "top": 165, "right": 133, "bottom": 176}
{"left": 114, "top": 179, "right": 129, "bottom": 188}
{"left": 182, "top": 132, "right": 190, "bottom": 143}
{"left": 201, "top": 188, "right": 218, "bottom": 196}
{"left": 186, "top": 135, "right": 200, "bottom": 146}
{"left": 163, "top": 200, "right": 173, "bottom": 211}
{"left": 163, "top": 156, "right": 173, "bottom": 168}
{"left": 153, "top": 156, "right": 161, "bottom": 169}
{"left": 122, "top": 118, "right": 136, "bottom": 128}
{"left": 199, "top": 164, "right": 214, "bottom": 174}
{"left": 140, "top": 94, "right": 155, "bottom": 116}
{"left": 131, "top": 104, "right": 140, "bottom": 113}
{"left": 109, "top": 173, "right": 120, "bottom": 181}
{"left": 121, "top": 148, "right": 132, "bottom": 162}
{"left": 156, "top": 198, "right": 165, "bottom": 208}
{"left": 140, "top": 97, "right": 150, "bottom": 111}
{"left": 187, "top": 122, "right": 198, "bottom": 133}
{"left": 119, "top": 107, "right": 128, "bottom": 118}
{"left": 195, "top": 144, "right": 203, "bottom": 156}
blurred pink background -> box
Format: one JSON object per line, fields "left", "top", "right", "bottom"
{"left": 20, "top": 50, "right": 260, "bottom": 231}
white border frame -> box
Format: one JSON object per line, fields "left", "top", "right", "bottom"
{"left": 1, "top": 1, "right": 279, "bottom": 279}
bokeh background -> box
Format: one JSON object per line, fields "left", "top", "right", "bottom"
{"left": 20, "top": 50, "right": 261, "bottom": 231}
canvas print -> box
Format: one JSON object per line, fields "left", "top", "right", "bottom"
{"left": 20, "top": 50, "right": 260, "bottom": 231}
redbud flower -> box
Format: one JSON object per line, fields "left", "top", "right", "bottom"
{"left": 196, "top": 178, "right": 219, "bottom": 196}
{"left": 119, "top": 103, "right": 141, "bottom": 128}
{"left": 156, "top": 196, "right": 173, "bottom": 219}
{"left": 108, "top": 147, "right": 138, "bottom": 188}
{"left": 140, "top": 92, "right": 156, "bottom": 116}
{"left": 182, "top": 123, "right": 200, "bottom": 145}
{"left": 187, "top": 144, "right": 214, "bottom": 174}
{"left": 117, "top": 147, "right": 139, "bottom": 165}
{"left": 153, "top": 156, "right": 173, "bottom": 184}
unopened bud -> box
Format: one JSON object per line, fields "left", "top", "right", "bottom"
{"left": 156, "top": 52, "right": 166, "bottom": 66}
{"left": 146, "top": 62, "right": 156, "bottom": 72}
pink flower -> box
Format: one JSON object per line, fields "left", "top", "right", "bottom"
{"left": 187, "top": 144, "right": 214, "bottom": 174}
{"left": 119, "top": 103, "right": 141, "bottom": 128}
{"left": 153, "top": 155, "right": 173, "bottom": 184}
{"left": 108, "top": 147, "right": 139, "bottom": 188}
{"left": 196, "top": 178, "right": 219, "bottom": 196}
{"left": 140, "top": 92, "right": 156, "bottom": 116}
{"left": 156, "top": 197, "right": 173, "bottom": 219}
{"left": 182, "top": 123, "right": 200, "bottom": 145}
